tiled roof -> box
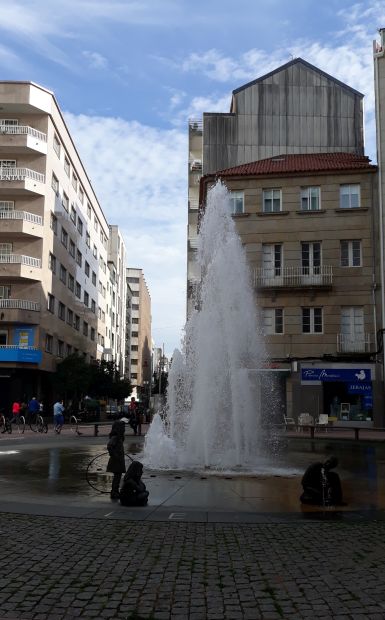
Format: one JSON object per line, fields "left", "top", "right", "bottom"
{"left": 215, "top": 153, "right": 376, "bottom": 177}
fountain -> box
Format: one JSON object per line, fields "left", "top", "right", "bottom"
{"left": 143, "top": 181, "right": 280, "bottom": 471}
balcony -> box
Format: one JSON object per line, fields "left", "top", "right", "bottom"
{"left": 0, "top": 125, "right": 47, "bottom": 154}
{"left": 0, "top": 254, "right": 42, "bottom": 281}
{"left": 188, "top": 199, "right": 199, "bottom": 211}
{"left": 337, "top": 333, "right": 371, "bottom": 354}
{"left": 254, "top": 265, "right": 333, "bottom": 289}
{"left": 0, "top": 299, "right": 40, "bottom": 324}
{"left": 189, "top": 237, "right": 198, "bottom": 251}
{"left": 0, "top": 299, "right": 40, "bottom": 311}
{"left": 0, "top": 167, "right": 45, "bottom": 195}
{"left": 0, "top": 345, "right": 42, "bottom": 363}
{"left": 188, "top": 119, "right": 203, "bottom": 133}
{"left": 0, "top": 210, "right": 43, "bottom": 237}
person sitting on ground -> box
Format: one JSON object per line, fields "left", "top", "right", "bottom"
{"left": 53, "top": 399, "right": 65, "bottom": 434}
{"left": 106, "top": 419, "right": 126, "bottom": 500}
{"left": 119, "top": 460, "right": 149, "bottom": 507}
{"left": 300, "top": 456, "right": 344, "bottom": 506}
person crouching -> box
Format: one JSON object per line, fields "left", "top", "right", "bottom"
{"left": 106, "top": 419, "right": 126, "bottom": 500}
{"left": 119, "top": 460, "right": 149, "bottom": 506}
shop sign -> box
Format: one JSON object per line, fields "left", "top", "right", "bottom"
{"left": 347, "top": 383, "right": 372, "bottom": 394}
{"left": 13, "top": 326, "right": 35, "bottom": 348}
{"left": 301, "top": 367, "right": 372, "bottom": 383}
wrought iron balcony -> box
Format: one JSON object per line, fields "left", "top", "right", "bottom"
{"left": 254, "top": 265, "right": 333, "bottom": 289}
{"left": 337, "top": 333, "right": 371, "bottom": 353}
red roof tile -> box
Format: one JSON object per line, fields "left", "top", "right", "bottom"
{"left": 215, "top": 153, "right": 376, "bottom": 177}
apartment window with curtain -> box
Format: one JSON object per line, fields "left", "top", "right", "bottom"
{"left": 340, "top": 184, "right": 360, "bottom": 209}
{"left": 300, "top": 186, "right": 320, "bottom": 211}
{"left": 263, "top": 308, "right": 284, "bottom": 334}
{"left": 229, "top": 191, "right": 244, "bottom": 214}
{"left": 263, "top": 188, "right": 282, "bottom": 212}
{"left": 53, "top": 135, "right": 61, "bottom": 158}
{"left": 301, "top": 242, "right": 321, "bottom": 275}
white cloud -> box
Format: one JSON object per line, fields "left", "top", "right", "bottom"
{"left": 82, "top": 50, "right": 108, "bottom": 70}
{"left": 64, "top": 112, "right": 187, "bottom": 354}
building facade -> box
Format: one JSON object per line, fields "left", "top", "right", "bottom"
{"left": 106, "top": 225, "right": 127, "bottom": 376}
{"left": 126, "top": 267, "right": 152, "bottom": 397}
{"left": 200, "top": 153, "right": 382, "bottom": 425}
{"left": 0, "top": 81, "right": 125, "bottom": 408}
{"left": 187, "top": 58, "right": 365, "bottom": 316}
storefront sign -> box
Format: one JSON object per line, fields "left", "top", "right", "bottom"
{"left": 13, "top": 326, "right": 35, "bottom": 348}
{"left": 347, "top": 383, "right": 372, "bottom": 394}
{"left": 301, "top": 367, "right": 372, "bottom": 383}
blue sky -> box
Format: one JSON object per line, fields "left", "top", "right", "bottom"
{"left": 0, "top": 0, "right": 384, "bottom": 355}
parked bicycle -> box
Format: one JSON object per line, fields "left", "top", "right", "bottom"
{"left": 10, "top": 414, "right": 25, "bottom": 434}
{"left": 27, "top": 411, "right": 48, "bottom": 433}
{"left": 0, "top": 414, "right": 12, "bottom": 434}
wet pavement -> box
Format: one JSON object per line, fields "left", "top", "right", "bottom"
{"left": 1, "top": 431, "right": 385, "bottom": 522}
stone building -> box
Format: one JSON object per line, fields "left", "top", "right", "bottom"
{"left": 126, "top": 267, "right": 152, "bottom": 397}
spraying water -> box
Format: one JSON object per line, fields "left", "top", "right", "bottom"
{"left": 143, "top": 182, "right": 279, "bottom": 470}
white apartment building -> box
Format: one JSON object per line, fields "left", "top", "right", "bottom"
{"left": 106, "top": 225, "right": 127, "bottom": 376}
{"left": 126, "top": 267, "right": 152, "bottom": 397}
{"left": 0, "top": 81, "right": 124, "bottom": 408}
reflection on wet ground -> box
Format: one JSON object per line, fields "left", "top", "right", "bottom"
{"left": 1, "top": 435, "right": 385, "bottom": 520}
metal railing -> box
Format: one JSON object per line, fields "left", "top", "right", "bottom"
{"left": 0, "top": 254, "right": 41, "bottom": 268}
{"left": 254, "top": 265, "right": 333, "bottom": 288}
{"left": 337, "top": 333, "right": 371, "bottom": 353}
{"left": 0, "top": 167, "right": 45, "bottom": 183}
{"left": 0, "top": 125, "right": 47, "bottom": 141}
{"left": 0, "top": 210, "right": 43, "bottom": 225}
{"left": 189, "top": 159, "right": 202, "bottom": 172}
{"left": 0, "top": 344, "right": 38, "bottom": 350}
{"left": 188, "top": 119, "right": 203, "bottom": 132}
{"left": 189, "top": 237, "right": 199, "bottom": 250}
{"left": 0, "top": 299, "right": 40, "bottom": 311}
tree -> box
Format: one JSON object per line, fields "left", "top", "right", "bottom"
{"left": 53, "top": 354, "right": 92, "bottom": 405}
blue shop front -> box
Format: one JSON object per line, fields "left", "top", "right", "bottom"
{"left": 299, "top": 363, "right": 378, "bottom": 425}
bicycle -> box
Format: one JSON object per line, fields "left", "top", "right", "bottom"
{"left": 27, "top": 411, "right": 48, "bottom": 433}
{"left": 0, "top": 414, "right": 12, "bottom": 434}
{"left": 10, "top": 415, "right": 25, "bottom": 434}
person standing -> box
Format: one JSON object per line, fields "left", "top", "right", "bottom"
{"left": 27, "top": 396, "right": 40, "bottom": 425}
{"left": 106, "top": 419, "right": 126, "bottom": 499}
{"left": 10, "top": 400, "right": 20, "bottom": 425}
{"left": 53, "top": 400, "right": 65, "bottom": 434}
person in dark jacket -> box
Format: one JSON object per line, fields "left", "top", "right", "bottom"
{"left": 300, "top": 456, "right": 343, "bottom": 506}
{"left": 120, "top": 460, "right": 149, "bottom": 506}
{"left": 106, "top": 419, "right": 126, "bottom": 499}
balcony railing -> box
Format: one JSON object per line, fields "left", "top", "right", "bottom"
{"left": 0, "top": 344, "right": 41, "bottom": 363}
{"left": 0, "top": 254, "right": 41, "bottom": 268}
{"left": 189, "top": 237, "right": 198, "bottom": 250}
{"left": 189, "top": 159, "right": 202, "bottom": 172}
{"left": 188, "top": 119, "right": 203, "bottom": 132}
{"left": 0, "top": 210, "right": 43, "bottom": 225}
{"left": 0, "top": 125, "right": 47, "bottom": 142}
{"left": 337, "top": 333, "right": 371, "bottom": 353}
{"left": 188, "top": 199, "right": 199, "bottom": 211}
{"left": 254, "top": 265, "right": 333, "bottom": 288}
{"left": 0, "top": 299, "right": 40, "bottom": 311}
{"left": 0, "top": 167, "right": 45, "bottom": 183}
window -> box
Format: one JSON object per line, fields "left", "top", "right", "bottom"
{"left": 84, "top": 291, "right": 89, "bottom": 307}
{"left": 302, "top": 307, "right": 323, "bottom": 333}
{"left": 77, "top": 218, "right": 83, "bottom": 236}
{"left": 48, "top": 253, "right": 56, "bottom": 274}
{"left": 59, "top": 264, "right": 67, "bottom": 284}
{"left": 72, "top": 172, "right": 78, "bottom": 191}
{"left": 132, "top": 318, "right": 139, "bottom": 324}
{"left": 70, "top": 205, "right": 77, "bottom": 224}
{"left": 262, "top": 244, "right": 282, "bottom": 277}
{"left": 69, "top": 239, "right": 75, "bottom": 258}
{"left": 76, "top": 249, "right": 82, "bottom": 267}
{"left": 340, "top": 307, "right": 365, "bottom": 351}
{"left": 0, "top": 285, "right": 11, "bottom": 299}
{"left": 45, "top": 334, "right": 53, "bottom": 353}
{"left": 92, "top": 271, "right": 96, "bottom": 286}
{"left": 90, "top": 327, "right": 95, "bottom": 341}
{"left": 263, "top": 189, "right": 282, "bottom": 213}
{"left": 131, "top": 345, "right": 138, "bottom": 351}
{"left": 61, "top": 227, "right": 68, "bottom": 249}
{"left": 0, "top": 243, "right": 12, "bottom": 255}
{"left": 87, "top": 203, "right": 91, "bottom": 219}
{"left": 74, "top": 315, "right": 80, "bottom": 331}
{"left": 75, "top": 282, "right": 81, "bottom": 298}
{"left": 50, "top": 212, "right": 57, "bottom": 235}
{"left": 0, "top": 160, "right": 16, "bottom": 168}
{"left": 64, "top": 156, "right": 70, "bottom": 177}
{"left": 66, "top": 308, "right": 73, "bottom": 326}
{"left": 79, "top": 186, "right": 84, "bottom": 204}
{"left": 263, "top": 308, "right": 284, "bottom": 334}
{"left": 86, "top": 232, "right": 90, "bottom": 248}
{"left": 83, "top": 321, "right": 88, "bottom": 337}
{"left": 62, "top": 192, "right": 69, "bottom": 212}
{"left": 91, "top": 299, "right": 96, "bottom": 313}
{"left": 301, "top": 186, "right": 320, "bottom": 211}
{"left": 51, "top": 173, "right": 59, "bottom": 194}
{"left": 132, "top": 304, "right": 139, "bottom": 310}
{"left": 0, "top": 119, "right": 18, "bottom": 127}
{"left": 58, "top": 302, "right": 65, "bottom": 321}
{"left": 68, "top": 274, "right": 74, "bottom": 292}
{"left": 66, "top": 344, "right": 72, "bottom": 356}
{"left": 131, "top": 331, "right": 138, "bottom": 337}
{"left": 0, "top": 201, "right": 14, "bottom": 211}
{"left": 131, "top": 358, "right": 138, "bottom": 366}
{"left": 229, "top": 191, "right": 244, "bottom": 214}
{"left": 301, "top": 242, "right": 321, "bottom": 275}
{"left": 131, "top": 373, "right": 137, "bottom": 380}
{"left": 53, "top": 134, "right": 61, "bottom": 158}
{"left": 94, "top": 216, "right": 99, "bottom": 232}
{"left": 93, "top": 244, "right": 97, "bottom": 259}
{"left": 0, "top": 330, "right": 8, "bottom": 345}
{"left": 340, "top": 240, "right": 361, "bottom": 267}
{"left": 47, "top": 294, "right": 55, "bottom": 313}
{"left": 85, "top": 261, "right": 90, "bottom": 277}
{"left": 127, "top": 277, "right": 140, "bottom": 284}
{"left": 340, "top": 184, "right": 360, "bottom": 209}
{"left": 132, "top": 291, "right": 139, "bottom": 297}
{"left": 57, "top": 340, "right": 64, "bottom": 357}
